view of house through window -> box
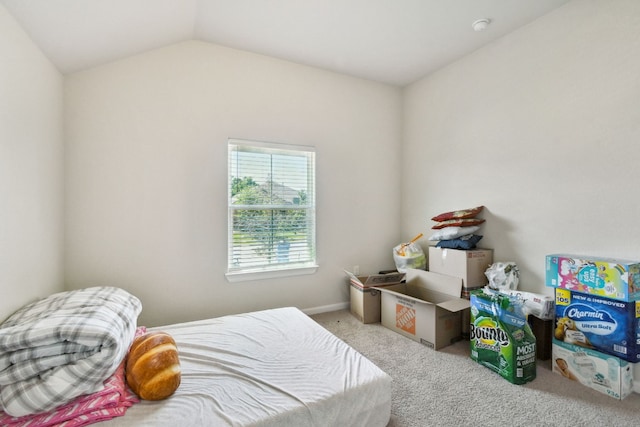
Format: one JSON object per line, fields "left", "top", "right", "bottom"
{"left": 227, "top": 139, "right": 316, "bottom": 278}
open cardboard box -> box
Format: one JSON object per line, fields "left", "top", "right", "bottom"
{"left": 428, "top": 246, "right": 493, "bottom": 337}
{"left": 344, "top": 270, "right": 405, "bottom": 324}
{"left": 345, "top": 270, "right": 405, "bottom": 288}
{"left": 376, "top": 269, "right": 469, "bottom": 350}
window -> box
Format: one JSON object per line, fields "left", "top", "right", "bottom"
{"left": 226, "top": 139, "right": 317, "bottom": 281}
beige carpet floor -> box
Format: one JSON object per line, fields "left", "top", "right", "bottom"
{"left": 310, "top": 309, "right": 640, "bottom": 427}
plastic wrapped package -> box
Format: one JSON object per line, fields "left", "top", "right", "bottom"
{"left": 485, "top": 262, "right": 520, "bottom": 291}
{"left": 392, "top": 234, "right": 426, "bottom": 273}
{"left": 392, "top": 242, "right": 426, "bottom": 273}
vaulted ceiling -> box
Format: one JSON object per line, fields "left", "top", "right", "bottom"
{"left": 1, "top": 0, "right": 571, "bottom": 86}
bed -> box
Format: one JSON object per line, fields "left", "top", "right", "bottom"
{"left": 101, "top": 307, "right": 391, "bottom": 427}
{"left": 0, "top": 288, "right": 391, "bottom": 427}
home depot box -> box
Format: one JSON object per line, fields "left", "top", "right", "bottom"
{"left": 345, "top": 271, "right": 405, "bottom": 324}
{"left": 554, "top": 288, "right": 640, "bottom": 362}
{"left": 546, "top": 254, "right": 640, "bottom": 302}
{"left": 552, "top": 339, "right": 634, "bottom": 400}
{"left": 429, "top": 247, "right": 493, "bottom": 337}
{"left": 375, "top": 269, "right": 469, "bottom": 350}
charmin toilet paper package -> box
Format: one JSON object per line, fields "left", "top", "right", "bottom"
{"left": 554, "top": 288, "right": 640, "bottom": 362}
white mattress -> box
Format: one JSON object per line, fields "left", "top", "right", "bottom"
{"left": 98, "top": 307, "right": 391, "bottom": 427}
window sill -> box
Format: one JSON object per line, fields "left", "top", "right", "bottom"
{"left": 225, "top": 265, "right": 319, "bottom": 283}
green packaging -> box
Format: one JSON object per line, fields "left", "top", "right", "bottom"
{"left": 470, "top": 289, "right": 537, "bottom": 385}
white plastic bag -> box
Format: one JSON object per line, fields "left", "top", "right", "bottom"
{"left": 393, "top": 242, "right": 426, "bottom": 273}
{"left": 485, "top": 262, "right": 520, "bottom": 291}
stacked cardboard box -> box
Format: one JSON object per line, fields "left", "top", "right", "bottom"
{"left": 428, "top": 247, "right": 493, "bottom": 337}
{"left": 546, "top": 254, "right": 640, "bottom": 399}
{"left": 428, "top": 247, "right": 493, "bottom": 298}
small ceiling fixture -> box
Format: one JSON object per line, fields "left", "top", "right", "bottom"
{"left": 472, "top": 18, "right": 491, "bottom": 32}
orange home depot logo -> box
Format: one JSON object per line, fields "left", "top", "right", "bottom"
{"left": 396, "top": 304, "right": 416, "bottom": 335}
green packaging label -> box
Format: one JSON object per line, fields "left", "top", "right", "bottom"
{"left": 470, "top": 291, "right": 537, "bottom": 385}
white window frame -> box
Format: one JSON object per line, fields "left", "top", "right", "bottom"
{"left": 225, "top": 138, "right": 318, "bottom": 282}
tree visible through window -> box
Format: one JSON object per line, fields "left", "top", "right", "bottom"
{"left": 227, "top": 139, "right": 316, "bottom": 277}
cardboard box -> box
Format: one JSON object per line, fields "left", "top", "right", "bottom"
{"left": 376, "top": 269, "right": 469, "bottom": 350}
{"left": 345, "top": 271, "right": 405, "bottom": 324}
{"left": 552, "top": 339, "right": 634, "bottom": 400}
{"left": 428, "top": 247, "right": 493, "bottom": 336}
{"left": 349, "top": 282, "right": 395, "bottom": 324}
{"left": 428, "top": 247, "right": 493, "bottom": 293}
{"left": 345, "top": 270, "right": 405, "bottom": 289}
{"left": 546, "top": 254, "right": 640, "bottom": 302}
{"left": 554, "top": 288, "right": 640, "bottom": 362}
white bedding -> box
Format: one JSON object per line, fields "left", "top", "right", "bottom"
{"left": 98, "top": 307, "right": 391, "bottom": 427}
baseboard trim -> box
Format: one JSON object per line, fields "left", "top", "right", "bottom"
{"left": 302, "top": 302, "right": 349, "bottom": 316}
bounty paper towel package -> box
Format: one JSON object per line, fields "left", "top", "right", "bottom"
{"left": 470, "top": 289, "right": 537, "bottom": 385}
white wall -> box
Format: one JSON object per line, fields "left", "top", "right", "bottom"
{"left": 13, "top": 0, "right": 636, "bottom": 327}
{"left": 0, "top": 5, "right": 64, "bottom": 321}
{"left": 64, "top": 40, "right": 402, "bottom": 326}
{"left": 402, "top": 0, "right": 640, "bottom": 295}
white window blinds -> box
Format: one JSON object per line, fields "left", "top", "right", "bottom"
{"left": 227, "top": 139, "right": 316, "bottom": 277}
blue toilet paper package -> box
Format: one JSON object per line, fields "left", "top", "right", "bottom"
{"left": 554, "top": 288, "right": 640, "bottom": 362}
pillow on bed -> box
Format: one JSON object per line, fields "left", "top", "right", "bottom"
{"left": 432, "top": 218, "right": 485, "bottom": 229}
{"left": 431, "top": 205, "right": 484, "bottom": 222}
{"left": 436, "top": 234, "right": 483, "bottom": 250}
{"left": 429, "top": 226, "right": 480, "bottom": 241}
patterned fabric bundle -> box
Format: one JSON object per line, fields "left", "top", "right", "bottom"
{"left": 0, "top": 359, "right": 139, "bottom": 427}
{"left": 0, "top": 287, "right": 142, "bottom": 417}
